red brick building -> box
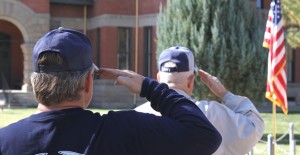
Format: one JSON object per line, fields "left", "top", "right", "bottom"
{"left": 0, "top": 0, "right": 167, "bottom": 90}
{"left": 0, "top": 0, "right": 299, "bottom": 107}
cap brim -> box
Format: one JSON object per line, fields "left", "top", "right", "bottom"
{"left": 93, "top": 63, "right": 100, "bottom": 79}
{"left": 194, "top": 65, "right": 199, "bottom": 75}
{"left": 93, "top": 63, "right": 99, "bottom": 71}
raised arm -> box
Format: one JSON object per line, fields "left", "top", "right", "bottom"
{"left": 100, "top": 68, "right": 222, "bottom": 155}
{"left": 197, "top": 69, "right": 264, "bottom": 154}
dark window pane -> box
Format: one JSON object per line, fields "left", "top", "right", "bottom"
{"left": 143, "top": 27, "right": 152, "bottom": 77}
{"left": 118, "top": 28, "right": 131, "bottom": 70}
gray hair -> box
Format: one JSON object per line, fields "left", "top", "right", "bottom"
{"left": 30, "top": 52, "right": 94, "bottom": 106}
{"left": 159, "top": 71, "right": 193, "bottom": 85}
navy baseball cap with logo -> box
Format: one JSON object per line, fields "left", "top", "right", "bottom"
{"left": 158, "top": 46, "right": 197, "bottom": 73}
{"left": 33, "top": 27, "right": 98, "bottom": 73}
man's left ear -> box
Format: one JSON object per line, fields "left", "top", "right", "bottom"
{"left": 85, "top": 71, "right": 93, "bottom": 93}
{"left": 157, "top": 72, "right": 161, "bottom": 82}
{"left": 187, "top": 74, "right": 195, "bottom": 89}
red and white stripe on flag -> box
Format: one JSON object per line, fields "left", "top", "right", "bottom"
{"left": 263, "top": 0, "right": 288, "bottom": 115}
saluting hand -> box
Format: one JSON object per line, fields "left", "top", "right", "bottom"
{"left": 99, "top": 68, "right": 145, "bottom": 94}
{"left": 198, "top": 69, "right": 228, "bottom": 99}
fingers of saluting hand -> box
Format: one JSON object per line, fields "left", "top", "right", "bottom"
{"left": 198, "top": 69, "right": 218, "bottom": 87}
{"left": 99, "top": 68, "right": 131, "bottom": 79}
{"left": 198, "top": 69, "right": 210, "bottom": 85}
{"left": 197, "top": 69, "right": 227, "bottom": 99}
{"left": 99, "top": 68, "right": 145, "bottom": 94}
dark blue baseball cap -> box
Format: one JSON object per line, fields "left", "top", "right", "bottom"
{"left": 158, "top": 46, "right": 196, "bottom": 73}
{"left": 33, "top": 27, "right": 96, "bottom": 73}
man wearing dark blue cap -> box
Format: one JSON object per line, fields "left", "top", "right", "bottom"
{"left": 135, "top": 46, "right": 265, "bottom": 155}
{"left": 0, "top": 28, "right": 222, "bottom": 155}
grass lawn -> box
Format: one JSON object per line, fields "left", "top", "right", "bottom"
{"left": 0, "top": 108, "right": 299, "bottom": 154}
{"left": 252, "top": 112, "right": 300, "bottom": 155}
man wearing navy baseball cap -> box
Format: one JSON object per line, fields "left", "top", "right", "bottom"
{"left": 0, "top": 29, "right": 222, "bottom": 155}
{"left": 135, "top": 46, "right": 265, "bottom": 155}
{"left": 33, "top": 27, "right": 95, "bottom": 73}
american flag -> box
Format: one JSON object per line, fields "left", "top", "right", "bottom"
{"left": 263, "top": 0, "right": 288, "bottom": 115}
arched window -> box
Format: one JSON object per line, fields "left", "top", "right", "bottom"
{"left": 0, "top": 32, "right": 11, "bottom": 89}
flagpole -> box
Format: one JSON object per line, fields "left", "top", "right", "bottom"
{"left": 272, "top": 102, "right": 277, "bottom": 154}
{"left": 133, "top": 0, "right": 139, "bottom": 106}
{"left": 272, "top": 102, "right": 276, "bottom": 140}
{"left": 83, "top": 1, "right": 87, "bottom": 35}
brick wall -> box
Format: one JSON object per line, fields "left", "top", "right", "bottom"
{"left": 50, "top": 4, "right": 84, "bottom": 17}
{"left": 99, "top": 27, "right": 118, "bottom": 68}
{"left": 19, "top": 0, "right": 49, "bottom": 13}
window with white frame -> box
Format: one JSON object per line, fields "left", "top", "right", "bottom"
{"left": 143, "top": 27, "right": 152, "bottom": 77}
{"left": 117, "top": 27, "right": 132, "bottom": 70}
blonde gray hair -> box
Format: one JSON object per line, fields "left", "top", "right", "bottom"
{"left": 30, "top": 52, "right": 93, "bottom": 106}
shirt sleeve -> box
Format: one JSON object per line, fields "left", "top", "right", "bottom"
{"left": 198, "top": 92, "right": 264, "bottom": 154}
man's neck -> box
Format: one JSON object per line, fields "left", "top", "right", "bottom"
{"left": 37, "top": 102, "right": 84, "bottom": 113}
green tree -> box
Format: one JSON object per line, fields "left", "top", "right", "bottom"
{"left": 282, "top": 0, "right": 300, "bottom": 48}
{"left": 156, "top": 0, "right": 268, "bottom": 103}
